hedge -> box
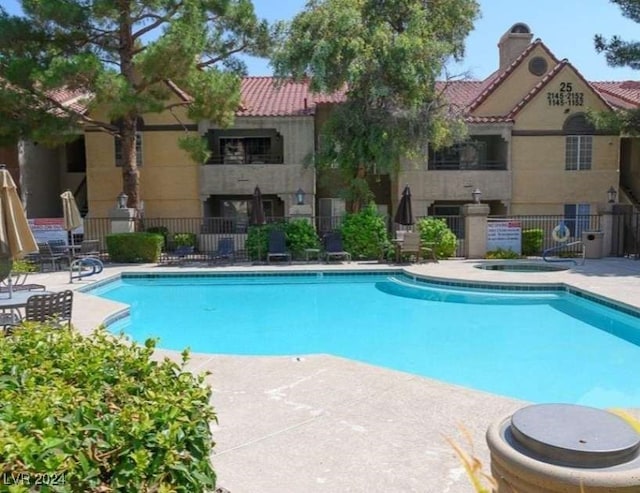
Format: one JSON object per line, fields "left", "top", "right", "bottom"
{"left": 106, "top": 233, "right": 163, "bottom": 263}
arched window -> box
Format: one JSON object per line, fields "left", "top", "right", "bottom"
{"left": 114, "top": 117, "right": 144, "bottom": 167}
{"left": 563, "top": 113, "right": 593, "bottom": 171}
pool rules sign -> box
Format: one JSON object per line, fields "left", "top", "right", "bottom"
{"left": 487, "top": 220, "right": 522, "bottom": 255}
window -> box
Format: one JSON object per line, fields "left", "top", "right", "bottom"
{"left": 564, "top": 203, "right": 590, "bottom": 238}
{"left": 565, "top": 135, "right": 592, "bottom": 170}
{"left": 220, "top": 137, "right": 274, "bottom": 164}
{"left": 207, "top": 129, "right": 283, "bottom": 164}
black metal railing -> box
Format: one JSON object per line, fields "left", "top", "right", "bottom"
{"left": 428, "top": 161, "right": 507, "bottom": 171}
{"left": 205, "top": 154, "right": 284, "bottom": 165}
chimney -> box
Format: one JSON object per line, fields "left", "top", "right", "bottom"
{"left": 498, "top": 23, "right": 533, "bottom": 70}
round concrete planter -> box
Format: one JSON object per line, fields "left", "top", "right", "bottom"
{"left": 486, "top": 404, "right": 640, "bottom": 492}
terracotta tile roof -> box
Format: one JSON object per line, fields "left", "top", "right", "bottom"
{"left": 591, "top": 81, "right": 640, "bottom": 109}
{"left": 436, "top": 80, "right": 485, "bottom": 110}
{"left": 465, "top": 115, "right": 514, "bottom": 123}
{"left": 237, "top": 77, "right": 346, "bottom": 117}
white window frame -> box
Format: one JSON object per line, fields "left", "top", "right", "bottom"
{"left": 565, "top": 135, "right": 592, "bottom": 171}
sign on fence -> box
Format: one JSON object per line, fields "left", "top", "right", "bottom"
{"left": 487, "top": 220, "right": 522, "bottom": 254}
{"left": 28, "top": 218, "right": 83, "bottom": 244}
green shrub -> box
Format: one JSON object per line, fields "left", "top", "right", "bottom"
{"left": 172, "top": 232, "right": 197, "bottom": 248}
{"left": 522, "top": 228, "right": 543, "bottom": 256}
{"left": 106, "top": 233, "right": 163, "bottom": 262}
{"left": 340, "top": 204, "right": 390, "bottom": 260}
{"left": 146, "top": 226, "right": 169, "bottom": 250}
{"left": 246, "top": 223, "right": 285, "bottom": 261}
{"left": 285, "top": 220, "right": 320, "bottom": 259}
{"left": 12, "top": 259, "right": 37, "bottom": 273}
{"left": 0, "top": 325, "right": 217, "bottom": 492}
{"left": 416, "top": 217, "right": 457, "bottom": 258}
{"left": 486, "top": 248, "right": 521, "bottom": 259}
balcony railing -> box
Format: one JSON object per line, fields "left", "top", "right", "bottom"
{"left": 428, "top": 161, "right": 507, "bottom": 171}
{"left": 206, "top": 153, "right": 284, "bottom": 165}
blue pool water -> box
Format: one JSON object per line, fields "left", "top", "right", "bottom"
{"left": 91, "top": 273, "right": 640, "bottom": 408}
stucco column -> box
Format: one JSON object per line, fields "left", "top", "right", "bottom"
{"left": 109, "top": 207, "right": 136, "bottom": 233}
{"left": 599, "top": 204, "right": 614, "bottom": 257}
{"left": 463, "top": 203, "right": 490, "bottom": 259}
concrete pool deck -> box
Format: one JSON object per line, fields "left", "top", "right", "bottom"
{"left": 33, "top": 258, "right": 640, "bottom": 492}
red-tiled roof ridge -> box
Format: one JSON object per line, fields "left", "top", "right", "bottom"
{"left": 591, "top": 81, "right": 640, "bottom": 108}
{"left": 506, "top": 59, "right": 614, "bottom": 119}
{"left": 467, "top": 39, "right": 560, "bottom": 113}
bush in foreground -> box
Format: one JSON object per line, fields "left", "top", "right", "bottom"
{"left": 0, "top": 325, "right": 217, "bottom": 492}
{"left": 106, "top": 232, "right": 163, "bottom": 262}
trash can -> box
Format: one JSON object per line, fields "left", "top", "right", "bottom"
{"left": 582, "top": 230, "right": 604, "bottom": 259}
{"left": 486, "top": 404, "right": 640, "bottom": 492}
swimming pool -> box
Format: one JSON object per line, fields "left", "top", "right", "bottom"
{"left": 90, "top": 272, "right": 640, "bottom": 408}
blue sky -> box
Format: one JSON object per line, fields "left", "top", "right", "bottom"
{"left": 4, "top": 0, "right": 640, "bottom": 81}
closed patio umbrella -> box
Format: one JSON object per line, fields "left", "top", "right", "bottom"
{"left": 0, "top": 164, "right": 38, "bottom": 296}
{"left": 61, "top": 190, "right": 83, "bottom": 278}
{"left": 249, "top": 186, "right": 266, "bottom": 262}
{"left": 250, "top": 185, "right": 266, "bottom": 226}
{"left": 394, "top": 185, "right": 414, "bottom": 226}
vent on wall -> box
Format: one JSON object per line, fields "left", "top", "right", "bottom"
{"left": 528, "top": 57, "right": 548, "bottom": 76}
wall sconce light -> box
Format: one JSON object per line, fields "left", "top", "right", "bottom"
{"left": 295, "top": 188, "right": 305, "bottom": 205}
{"left": 471, "top": 188, "right": 482, "bottom": 204}
{"left": 607, "top": 186, "right": 617, "bottom": 204}
{"left": 116, "top": 192, "right": 128, "bottom": 209}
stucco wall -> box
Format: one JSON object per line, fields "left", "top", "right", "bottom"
{"left": 475, "top": 45, "right": 556, "bottom": 117}
{"left": 85, "top": 100, "right": 200, "bottom": 218}
{"left": 509, "top": 66, "right": 618, "bottom": 214}
{"left": 200, "top": 116, "right": 316, "bottom": 211}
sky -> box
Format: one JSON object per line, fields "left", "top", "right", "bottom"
{"left": 3, "top": 0, "right": 640, "bottom": 81}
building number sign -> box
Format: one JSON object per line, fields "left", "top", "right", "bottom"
{"left": 547, "top": 82, "right": 584, "bottom": 107}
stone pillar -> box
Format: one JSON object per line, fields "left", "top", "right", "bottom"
{"left": 463, "top": 203, "right": 490, "bottom": 259}
{"left": 109, "top": 207, "right": 136, "bottom": 233}
{"left": 599, "top": 204, "right": 614, "bottom": 257}
{"left": 288, "top": 204, "right": 313, "bottom": 224}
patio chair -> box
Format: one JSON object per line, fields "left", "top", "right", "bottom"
{"left": 0, "top": 271, "right": 46, "bottom": 294}
{"left": 24, "top": 290, "right": 73, "bottom": 329}
{"left": 76, "top": 239, "right": 101, "bottom": 258}
{"left": 47, "top": 239, "right": 68, "bottom": 255}
{"left": 0, "top": 308, "right": 22, "bottom": 333}
{"left": 323, "top": 232, "right": 351, "bottom": 262}
{"left": 267, "top": 230, "right": 291, "bottom": 264}
{"left": 161, "top": 245, "right": 194, "bottom": 266}
{"left": 208, "top": 237, "right": 235, "bottom": 265}
{"left": 395, "top": 231, "right": 422, "bottom": 263}
{"left": 35, "top": 242, "right": 67, "bottom": 271}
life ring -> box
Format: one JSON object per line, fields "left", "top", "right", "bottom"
{"left": 552, "top": 223, "right": 571, "bottom": 243}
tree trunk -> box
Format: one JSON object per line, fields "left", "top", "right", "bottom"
{"left": 349, "top": 163, "right": 368, "bottom": 213}
{"left": 121, "top": 116, "right": 139, "bottom": 209}
{"left": 118, "top": 3, "right": 139, "bottom": 209}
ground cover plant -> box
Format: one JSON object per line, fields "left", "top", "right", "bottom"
{"left": 0, "top": 325, "right": 217, "bottom": 492}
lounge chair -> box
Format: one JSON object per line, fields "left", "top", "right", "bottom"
{"left": 209, "top": 237, "right": 235, "bottom": 265}
{"left": 324, "top": 232, "right": 351, "bottom": 262}
{"left": 267, "top": 230, "right": 291, "bottom": 264}
{"left": 24, "top": 290, "right": 73, "bottom": 329}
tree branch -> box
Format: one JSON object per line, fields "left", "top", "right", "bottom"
{"left": 198, "top": 42, "right": 249, "bottom": 68}
{"left": 132, "top": 2, "right": 183, "bottom": 41}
